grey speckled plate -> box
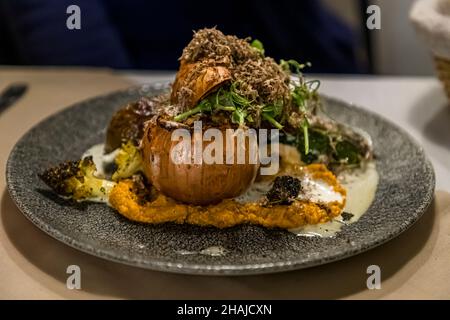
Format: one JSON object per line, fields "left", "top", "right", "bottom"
{"left": 6, "top": 83, "right": 435, "bottom": 275}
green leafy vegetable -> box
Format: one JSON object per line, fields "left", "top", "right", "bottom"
{"left": 334, "top": 140, "right": 361, "bottom": 165}
{"left": 280, "top": 129, "right": 363, "bottom": 168}
{"left": 251, "top": 39, "right": 265, "bottom": 55}
{"left": 297, "top": 129, "right": 331, "bottom": 164}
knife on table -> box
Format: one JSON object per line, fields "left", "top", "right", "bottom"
{"left": 0, "top": 83, "right": 28, "bottom": 115}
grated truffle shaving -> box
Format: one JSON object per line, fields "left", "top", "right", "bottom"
{"left": 178, "top": 28, "right": 291, "bottom": 107}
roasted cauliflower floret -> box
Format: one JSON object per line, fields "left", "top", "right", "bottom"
{"left": 111, "top": 141, "right": 144, "bottom": 181}
{"left": 39, "top": 156, "right": 116, "bottom": 202}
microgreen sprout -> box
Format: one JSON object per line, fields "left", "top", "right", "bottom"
{"left": 251, "top": 39, "right": 265, "bottom": 56}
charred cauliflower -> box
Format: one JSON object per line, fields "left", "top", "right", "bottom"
{"left": 39, "top": 156, "right": 116, "bottom": 202}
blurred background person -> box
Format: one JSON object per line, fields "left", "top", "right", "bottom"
{"left": 0, "top": 0, "right": 366, "bottom": 73}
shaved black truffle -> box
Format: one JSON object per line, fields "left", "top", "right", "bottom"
{"left": 266, "top": 176, "right": 301, "bottom": 205}
{"left": 341, "top": 212, "right": 354, "bottom": 221}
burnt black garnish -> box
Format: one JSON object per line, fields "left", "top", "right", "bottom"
{"left": 341, "top": 211, "right": 354, "bottom": 221}
{"left": 266, "top": 176, "right": 301, "bottom": 205}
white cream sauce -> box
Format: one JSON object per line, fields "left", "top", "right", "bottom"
{"left": 297, "top": 175, "right": 343, "bottom": 204}
{"left": 235, "top": 180, "right": 272, "bottom": 204}
{"left": 81, "top": 143, "right": 118, "bottom": 177}
{"left": 289, "top": 161, "right": 379, "bottom": 237}
{"left": 176, "top": 246, "right": 227, "bottom": 257}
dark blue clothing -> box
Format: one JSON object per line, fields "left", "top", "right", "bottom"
{"left": 0, "top": 0, "right": 361, "bottom": 73}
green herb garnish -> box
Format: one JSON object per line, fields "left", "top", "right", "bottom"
{"left": 297, "top": 129, "right": 330, "bottom": 164}
{"left": 279, "top": 59, "right": 319, "bottom": 155}
{"left": 251, "top": 39, "right": 265, "bottom": 55}
{"left": 174, "top": 81, "right": 284, "bottom": 129}
{"left": 173, "top": 99, "right": 213, "bottom": 122}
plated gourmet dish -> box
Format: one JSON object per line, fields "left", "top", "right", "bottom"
{"left": 39, "top": 28, "right": 377, "bottom": 236}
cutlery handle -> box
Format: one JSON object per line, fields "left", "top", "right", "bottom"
{"left": 0, "top": 83, "right": 28, "bottom": 114}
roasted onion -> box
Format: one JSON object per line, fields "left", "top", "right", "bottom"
{"left": 141, "top": 119, "right": 259, "bottom": 205}
{"left": 171, "top": 60, "right": 231, "bottom": 109}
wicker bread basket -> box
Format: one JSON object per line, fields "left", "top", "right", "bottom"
{"left": 434, "top": 56, "right": 450, "bottom": 99}
{"left": 411, "top": 0, "right": 450, "bottom": 100}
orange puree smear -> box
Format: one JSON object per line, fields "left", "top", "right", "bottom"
{"left": 109, "top": 164, "right": 346, "bottom": 229}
